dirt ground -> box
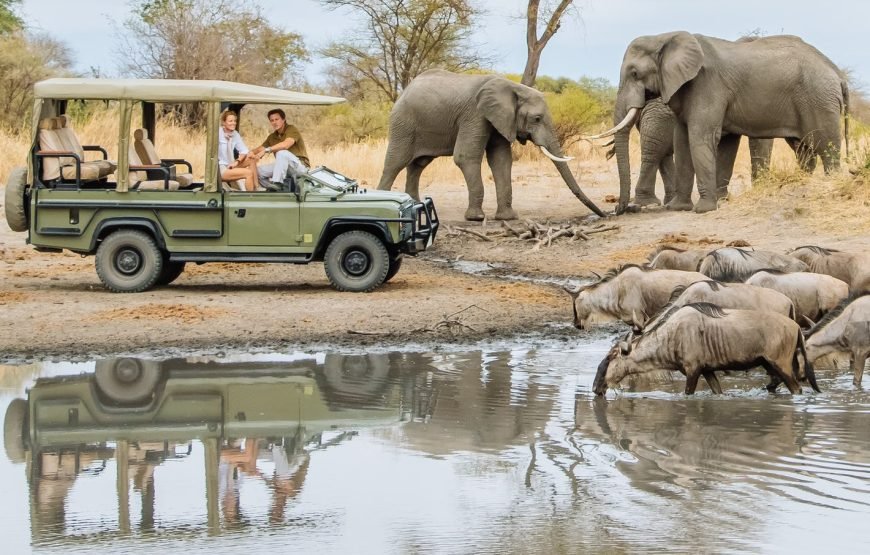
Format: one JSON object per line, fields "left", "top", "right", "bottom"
{"left": 1, "top": 159, "right": 868, "bottom": 362}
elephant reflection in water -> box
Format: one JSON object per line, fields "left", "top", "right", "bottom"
{"left": 400, "top": 351, "right": 558, "bottom": 455}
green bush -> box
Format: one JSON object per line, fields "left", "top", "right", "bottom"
{"left": 546, "top": 85, "right": 611, "bottom": 148}
{"left": 310, "top": 100, "right": 392, "bottom": 145}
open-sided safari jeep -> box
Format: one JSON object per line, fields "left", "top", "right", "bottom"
{"left": 4, "top": 78, "right": 438, "bottom": 292}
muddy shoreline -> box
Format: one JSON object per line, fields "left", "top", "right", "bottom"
{"left": 3, "top": 162, "right": 868, "bottom": 363}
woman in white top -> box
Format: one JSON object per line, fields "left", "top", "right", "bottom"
{"left": 219, "top": 110, "right": 258, "bottom": 191}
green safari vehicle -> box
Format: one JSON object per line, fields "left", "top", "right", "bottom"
{"left": 4, "top": 78, "right": 438, "bottom": 292}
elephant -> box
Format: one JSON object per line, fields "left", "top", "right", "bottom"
{"left": 376, "top": 69, "right": 605, "bottom": 220}
{"left": 596, "top": 32, "right": 848, "bottom": 213}
{"left": 605, "top": 99, "right": 781, "bottom": 211}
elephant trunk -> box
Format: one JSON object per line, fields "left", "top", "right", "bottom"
{"left": 547, "top": 142, "right": 606, "bottom": 217}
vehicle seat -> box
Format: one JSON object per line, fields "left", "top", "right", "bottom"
{"left": 55, "top": 115, "right": 116, "bottom": 178}
{"left": 128, "top": 144, "right": 180, "bottom": 191}
{"left": 133, "top": 128, "right": 194, "bottom": 187}
{"left": 36, "top": 117, "right": 66, "bottom": 182}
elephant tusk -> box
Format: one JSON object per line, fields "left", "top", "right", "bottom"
{"left": 582, "top": 107, "right": 639, "bottom": 140}
{"left": 540, "top": 146, "right": 574, "bottom": 162}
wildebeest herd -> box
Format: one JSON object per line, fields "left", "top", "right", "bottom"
{"left": 564, "top": 245, "right": 870, "bottom": 395}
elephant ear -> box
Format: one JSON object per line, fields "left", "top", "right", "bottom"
{"left": 658, "top": 31, "right": 704, "bottom": 103}
{"left": 476, "top": 78, "right": 518, "bottom": 142}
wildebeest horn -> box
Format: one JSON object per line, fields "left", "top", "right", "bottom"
{"left": 590, "top": 271, "right": 602, "bottom": 281}
{"left": 631, "top": 310, "right": 646, "bottom": 330}
{"left": 562, "top": 280, "right": 581, "bottom": 297}
{"left": 802, "top": 315, "right": 816, "bottom": 328}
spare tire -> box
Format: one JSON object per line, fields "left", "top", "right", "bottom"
{"left": 4, "top": 398, "right": 27, "bottom": 464}
{"left": 95, "top": 358, "right": 163, "bottom": 406}
{"left": 4, "top": 167, "right": 29, "bottom": 232}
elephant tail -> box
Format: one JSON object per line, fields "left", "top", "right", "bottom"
{"left": 842, "top": 79, "right": 850, "bottom": 158}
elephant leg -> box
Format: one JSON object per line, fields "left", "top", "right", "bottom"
{"left": 818, "top": 132, "right": 842, "bottom": 174}
{"left": 666, "top": 122, "right": 694, "bottom": 211}
{"left": 787, "top": 137, "right": 817, "bottom": 174}
{"left": 377, "top": 141, "right": 414, "bottom": 191}
{"left": 748, "top": 138, "right": 773, "bottom": 182}
{"left": 715, "top": 134, "right": 740, "bottom": 200}
{"left": 485, "top": 137, "right": 517, "bottom": 220}
{"left": 702, "top": 370, "right": 724, "bottom": 394}
{"left": 405, "top": 157, "right": 433, "bottom": 201}
{"left": 852, "top": 352, "right": 867, "bottom": 387}
{"left": 634, "top": 159, "right": 661, "bottom": 206}
{"left": 688, "top": 124, "right": 721, "bottom": 213}
{"left": 454, "top": 137, "right": 488, "bottom": 221}
{"left": 659, "top": 154, "right": 677, "bottom": 205}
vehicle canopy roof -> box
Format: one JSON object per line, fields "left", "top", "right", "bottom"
{"left": 34, "top": 78, "right": 345, "bottom": 105}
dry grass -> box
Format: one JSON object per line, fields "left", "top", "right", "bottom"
{"left": 1, "top": 110, "right": 867, "bottom": 236}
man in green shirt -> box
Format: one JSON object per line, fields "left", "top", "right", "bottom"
{"left": 249, "top": 108, "right": 310, "bottom": 190}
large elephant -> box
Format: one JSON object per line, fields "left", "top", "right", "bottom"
{"left": 599, "top": 32, "right": 848, "bottom": 213}
{"left": 606, "top": 99, "right": 780, "bottom": 212}
{"left": 377, "top": 69, "right": 605, "bottom": 220}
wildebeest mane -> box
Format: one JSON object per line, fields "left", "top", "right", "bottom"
{"left": 747, "top": 268, "right": 789, "bottom": 278}
{"left": 805, "top": 292, "right": 870, "bottom": 337}
{"left": 792, "top": 245, "right": 839, "bottom": 256}
{"left": 642, "top": 301, "right": 727, "bottom": 338}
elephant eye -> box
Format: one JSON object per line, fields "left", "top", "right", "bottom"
{"left": 533, "top": 115, "right": 542, "bottom": 123}
{"left": 631, "top": 68, "right": 638, "bottom": 80}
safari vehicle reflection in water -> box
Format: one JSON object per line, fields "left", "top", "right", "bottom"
{"left": 3, "top": 353, "right": 421, "bottom": 542}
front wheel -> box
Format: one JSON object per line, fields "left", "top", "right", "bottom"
{"left": 324, "top": 231, "right": 389, "bottom": 292}
{"left": 95, "top": 230, "right": 163, "bottom": 292}
{"left": 384, "top": 255, "right": 403, "bottom": 283}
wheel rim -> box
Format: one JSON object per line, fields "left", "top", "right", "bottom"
{"left": 342, "top": 249, "right": 370, "bottom": 276}
{"left": 115, "top": 248, "right": 142, "bottom": 275}
{"left": 114, "top": 358, "right": 142, "bottom": 383}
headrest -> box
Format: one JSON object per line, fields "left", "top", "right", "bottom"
{"left": 38, "top": 117, "right": 58, "bottom": 130}
{"left": 56, "top": 115, "right": 69, "bottom": 128}
{"left": 133, "top": 128, "right": 148, "bottom": 141}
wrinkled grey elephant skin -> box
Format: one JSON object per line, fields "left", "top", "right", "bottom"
{"left": 609, "top": 32, "right": 848, "bottom": 214}
{"left": 377, "top": 69, "right": 604, "bottom": 221}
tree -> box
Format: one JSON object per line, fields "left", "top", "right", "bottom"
{"left": 0, "top": 31, "right": 72, "bottom": 130}
{"left": 0, "top": 0, "right": 22, "bottom": 34}
{"left": 320, "top": 0, "right": 486, "bottom": 101}
{"left": 521, "top": 0, "right": 574, "bottom": 87}
{"left": 119, "top": 0, "right": 308, "bottom": 87}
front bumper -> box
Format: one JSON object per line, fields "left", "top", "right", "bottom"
{"left": 405, "top": 197, "right": 439, "bottom": 254}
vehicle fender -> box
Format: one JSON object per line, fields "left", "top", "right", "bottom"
{"left": 91, "top": 218, "right": 167, "bottom": 252}
{"left": 314, "top": 219, "right": 393, "bottom": 258}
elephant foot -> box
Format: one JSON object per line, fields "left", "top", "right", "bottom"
{"left": 632, "top": 194, "right": 662, "bottom": 207}
{"left": 464, "top": 207, "right": 485, "bottom": 221}
{"left": 494, "top": 206, "right": 518, "bottom": 220}
{"left": 693, "top": 198, "right": 718, "bottom": 213}
{"left": 665, "top": 198, "right": 694, "bottom": 211}
{"left": 716, "top": 188, "right": 729, "bottom": 201}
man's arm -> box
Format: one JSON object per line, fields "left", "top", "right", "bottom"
{"left": 250, "top": 135, "right": 296, "bottom": 160}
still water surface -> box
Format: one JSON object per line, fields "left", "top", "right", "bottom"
{"left": 1, "top": 342, "right": 868, "bottom": 553}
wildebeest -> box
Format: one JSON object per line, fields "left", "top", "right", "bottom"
{"left": 788, "top": 245, "right": 870, "bottom": 294}
{"left": 592, "top": 303, "right": 818, "bottom": 396}
{"left": 565, "top": 264, "right": 706, "bottom": 330}
{"left": 805, "top": 293, "right": 870, "bottom": 386}
{"left": 745, "top": 269, "right": 850, "bottom": 325}
{"left": 698, "top": 247, "right": 807, "bottom": 282}
{"left": 646, "top": 246, "right": 707, "bottom": 272}
{"left": 640, "top": 280, "right": 797, "bottom": 333}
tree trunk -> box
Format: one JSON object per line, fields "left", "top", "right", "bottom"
{"left": 521, "top": 0, "right": 573, "bottom": 87}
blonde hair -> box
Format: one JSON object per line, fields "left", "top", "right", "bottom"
{"left": 220, "top": 110, "right": 238, "bottom": 123}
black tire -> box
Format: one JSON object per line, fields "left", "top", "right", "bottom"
{"left": 4, "top": 166, "right": 28, "bottom": 232}
{"left": 156, "top": 259, "right": 186, "bottom": 286}
{"left": 323, "top": 353, "right": 391, "bottom": 397}
{"left": 95, "top": 230, "right": 163, "bottom": 292}
{"left": 3, "top": 398, "right": 27, "bottom": 464}
{"left": 94, "top": 358, "right": 162, "bottom": 406}
{"left": 324, "top": 230, "right": 389, "bottom": 292}
{"left": 384, "top": 255, "right": 403, "bottom": 283}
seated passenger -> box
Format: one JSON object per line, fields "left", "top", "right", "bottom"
{"left": 218, "top": 110, "right": 258, "bottom": 191}
{"left": 249, "top": 109, "right": 309, "bottom": 191}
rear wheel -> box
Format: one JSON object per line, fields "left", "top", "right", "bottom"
{"left": 95, "top": 358, "right": 162, "bottom": 406}
{"left": 3, "top": 398, "right": 27, "bottom": 464}
{"left": 156, "top": 259, "right": 186, "bottom": 286}
{"left": 95, "top": 230, "right": 163, "bottom": 292}
{"left": 324, "top": 230, "right": 389, "bottom": 292}
{"left": 384, "top": 255, "right": 403, "bottom": 283}
{"left": 4, "top": 167, "right": 28, "bottom": 232}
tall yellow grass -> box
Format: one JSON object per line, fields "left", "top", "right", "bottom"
{"left": 1, "top": 110, "right": 866, "bottom": 234}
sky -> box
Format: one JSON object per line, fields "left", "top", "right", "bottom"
{"left": 19, "top": 0, "right": 870, "bottom": 90}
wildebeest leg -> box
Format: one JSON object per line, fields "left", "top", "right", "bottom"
{"left": 766, "top": 375, "right": 782, "bottom": 393}
{"left": 702, "top": 370, "right": 723, "bottom": 394}
{"left": 684, "top": 368, "right": 701, "bottom": 395}
{"left": 852, "top": 352, "right": 868, "bottom": 387}
{"left": 764, "top": 359, "right": 801, "bottom": 394}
